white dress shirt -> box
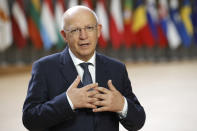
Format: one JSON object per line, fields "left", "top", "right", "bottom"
{"left": 66, "top": 49, "right": 128, "bottom": 118}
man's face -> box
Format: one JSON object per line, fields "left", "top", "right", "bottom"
{"left": 62, "top": 10, "right": 101, "bottom": 61}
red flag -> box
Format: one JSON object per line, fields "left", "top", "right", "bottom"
{"left": 157, "top": 24, "right": 168, "bottom": 48}
{"left": 12, "top": 0, "right": 28, "bottom": 49}
{"left": 132, "top": 0, "right": 155, "bottom": 48}
{"left": 96, "top": 0, "right": 109, "bottom": 48}
{"left": 109, "top": 0, "right": 124, "bottom": 49}
{"left": 157, "top": 0, "right": 168, "bottom": 48}
{"left": 142, "top": 24, "right": 155, "bottom": 48}
{"left": 81, "top": 0, "right": 93, "bottom": 9}
{"left": 123, "top": 0, "right": 135, "bottom": 48}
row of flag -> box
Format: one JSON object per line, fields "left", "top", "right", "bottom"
{"left": 0, "top": 0, "right": 197, "bottom": 52}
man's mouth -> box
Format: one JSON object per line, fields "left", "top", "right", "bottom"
{"left": 79, "top": 43, "right": 90, "bottom": 47}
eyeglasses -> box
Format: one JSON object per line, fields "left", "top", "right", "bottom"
{"left": 65, "top": 24, "right": 98, "bottom": 36}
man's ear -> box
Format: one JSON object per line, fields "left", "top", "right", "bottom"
{"left": 97, "top": 24, "right": 102, "bottom": 38}
{"left": 60, "top": 30, "right": 67, "bottom": 42}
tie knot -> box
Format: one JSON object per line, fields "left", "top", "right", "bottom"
{"left": 79, "top": 62, "right": 92, "bottom": 70}
{"left": 79, "top": 62, "right": 93, "bottom": 86}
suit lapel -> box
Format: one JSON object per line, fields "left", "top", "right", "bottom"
{"left": 59, "top": 49, "right": 109, "bottom": 88}
{"left": 59, "top": 47, "right": 83, "bottom": 88}
{"left": 96, "top": 53, "right": 110, "bottom": 89}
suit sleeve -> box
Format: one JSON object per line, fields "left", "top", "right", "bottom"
{"left": 22, "top": 61, "right": 75, "bottom": 130}
{"left": 119, "top": 64, "right": 146, "bottom": 131}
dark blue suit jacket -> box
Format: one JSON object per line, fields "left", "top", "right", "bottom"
{"left": 22, "top": 47, "right": 145, "bottom": 131}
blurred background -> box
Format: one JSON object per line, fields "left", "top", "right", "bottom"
{"left": 0, "top": 0, "right": 197, "bottom": 130}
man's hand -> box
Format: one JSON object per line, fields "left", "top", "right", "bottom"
{"left": 67, "top": 76, "right": 99, "bottom": 109}
{"left": 92, "top": 80, "right": 125, "bottom": 112}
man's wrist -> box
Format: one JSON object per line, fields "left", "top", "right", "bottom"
{"left": 117, "top": 97, "right": 128, "bottom": 119}
{"left": 66, "top": 92, "right": 75, "bottom": 110}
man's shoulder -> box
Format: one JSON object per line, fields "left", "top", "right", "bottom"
{"left": 96, "top": 52, "right": 125, "bottom": 67}
{"left": 33, "top": 51, "right": 62, "bottom": 66}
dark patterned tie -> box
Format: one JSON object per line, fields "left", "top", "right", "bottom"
{"left": 80, "top": 63, "right": 95, "bottom": 129}
{"left": 79, "top": 62, "right": 93, "bottom": 86}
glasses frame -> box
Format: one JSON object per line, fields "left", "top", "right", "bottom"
{"left": 64, "top": 24, "right": 98, "bottom": 36}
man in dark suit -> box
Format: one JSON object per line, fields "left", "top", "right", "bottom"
{"left": 22, "top": 6, "right": 145, "bottom": 131}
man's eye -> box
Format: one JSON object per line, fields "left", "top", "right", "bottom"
{"left": 71, "top": 29, "right": 79, "bottom": 33}
{"left": 86, "top": 26, "right": 94, "bottom": 30}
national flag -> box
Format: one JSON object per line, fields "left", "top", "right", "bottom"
{"left": 40, "top": 0, "right": 58, "bottom": 50}
{"left": 68, "top": 0, "right": 78, "bottom": 8}
{"left": 96, "top": 0, "right": 109, "bottom": 48}
{"left": 0, "top": 0, "right": 12, "bottom": 51}
{"left": 12, "top": 0, "right": 28, "bottom": 49}
{"left": 180, "top": 0, "right": 193, "bottom": 47}
{"left": 81, "top": 0, "right": 93, "bottom": 9}
{"left": 167, "top": 19, "right": 181, "bottom": 49}
{"left": 132, "top": 0, "right": 155, "bottom": 48}
{"left": 169, "top": 0, "right": 191, "bottom": 49}
{"left": 192, "top": 0, "right": 197, "bottom": 44}
{"left": 162, "top": 0, "right": 181, "bottom": 50}
{"left": 109, "top": 0, "right": 124, "bottom": 49}
{"left": 157, "top": 0, "right": 168, "bottom": 48}
{"left": 158, "top": 0, "right": 181, "bottom": 49}
{"left": 146, "top": 0, "right": 158, "bottom": 43}
{"left": 123, "top": 0, "right": 135, "bottom": 48}
{"left": 28, "top": 0, "right": 43, "bottom": 49}
{"left": 55, "top": 0, "right": 66, "bottom": 49}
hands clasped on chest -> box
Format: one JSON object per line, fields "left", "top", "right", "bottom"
{"left": 66, "top": 76, "right": 125, "bottom": 113}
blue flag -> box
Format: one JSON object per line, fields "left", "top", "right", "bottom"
{"left": 192, "top": 0, "right": 197, "bottom": 44}
{"left": 180, "top": 0, "right": 193, "bottom": 47}
{"left": 169, "top": 0, "right": 191, "bottom": 47}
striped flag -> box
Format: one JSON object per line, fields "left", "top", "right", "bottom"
{"left": 0, "top": 0, "right": 12, "bottom": 51}
{"left": 40, "top": 0, "right": 58, "bottom": 50}
{"left": 28, "top": 0, "right": 43, "bottom": 49}
{"left": 96, "top": 0, "right": 109, "bottom": 48}
{"left": 55, "top": 0, "right": 66, "bottom": 49}
{"left": 109, "top": 0, "right": 124, "bottom": 49}
{"left": 12, "top": 0, "right": 28, "bottom": 49}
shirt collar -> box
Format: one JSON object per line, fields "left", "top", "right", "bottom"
{"left": 69, "top": 48, "right": 95, "bottom": 67}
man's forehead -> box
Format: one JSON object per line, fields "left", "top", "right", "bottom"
{"left": 62, "top": 6, "right": 98, "bottom": 29}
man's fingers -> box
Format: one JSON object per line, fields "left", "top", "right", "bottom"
{"left": 93, "top": 107, "right": 108, "bottom": 112}
{"left": 70, "top": 76, "right": 81, "bottom": 88}
{"left": 85, "top": 103, "right": 97, "bottom": 109}
{"left": 87, "top": 98, "right": 98, "bottom": 103}
{"left": 87, "top": 90, "right": 99, "bottom": 97}
{"left": 95, "top": 87, "right": 109, "bottom": 94}
{"left": 108, "top": 80, "right": 116, "bottom": 91}
{"left": 93, "top": 100, "right": 106, "bottom": 106}
{"left": 94, "top": 93, "right": 106, "bottom": 100}
{"left": 83, "top": 83, "right": 98, "bottom": 91}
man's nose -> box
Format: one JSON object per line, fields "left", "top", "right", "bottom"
{"left": 79, "top": 28, "right": 88, "bottom": 39}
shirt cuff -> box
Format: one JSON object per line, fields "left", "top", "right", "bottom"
{"left": 66, "top": 92, "right": 74, "bottom": 110}
{"left": 117, "top": 97, "right": 128, "bottom": 119}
